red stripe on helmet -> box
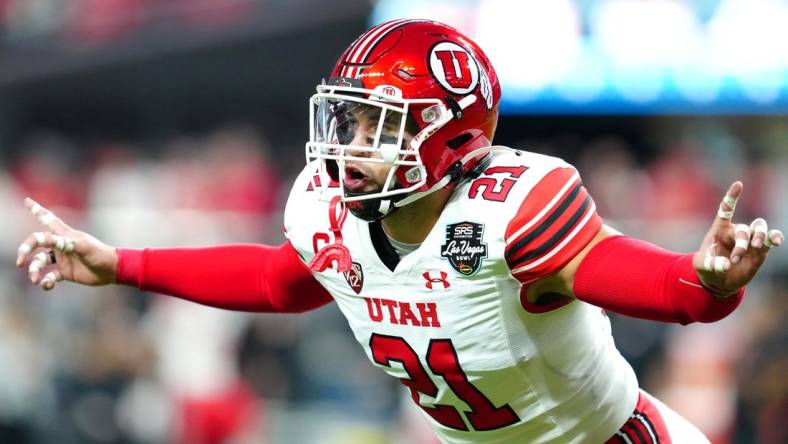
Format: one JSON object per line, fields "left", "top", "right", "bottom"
{"left": 343, "top": 19, "right": 425, "bottom": 79}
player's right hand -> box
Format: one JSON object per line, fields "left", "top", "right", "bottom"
{"left": 692, "top": 182, "right": 783, "bottom": 297}
{"left": 16, "top": 198, "right": 118, "bottom": 291}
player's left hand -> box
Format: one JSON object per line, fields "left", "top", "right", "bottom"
{"left": 692, "top": 181, "right": 783, "bottom": 297}
{"left": 16, "top": 198, "right": 118, "bottom": 291}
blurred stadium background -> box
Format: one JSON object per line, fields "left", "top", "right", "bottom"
{"left": 0, "top": 1, "right": 786, "bottom": 443}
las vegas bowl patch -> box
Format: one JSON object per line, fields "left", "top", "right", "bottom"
{"left": 441, "top": 222, "right": 488, "bottom": 276}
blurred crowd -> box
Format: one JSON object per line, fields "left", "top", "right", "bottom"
{"left": 0, "top": 0, "right": 263, "bottom": 44}
{"left": 0, "top": 120, "right": 785, "bottom": 444}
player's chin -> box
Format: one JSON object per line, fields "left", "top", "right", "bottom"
{"left": 343, "top": 183, "right": 383, "bottom": 197}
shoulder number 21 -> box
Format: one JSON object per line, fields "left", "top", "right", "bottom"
{"left": 468, "top": 166, "right": 528, "bottom": 202}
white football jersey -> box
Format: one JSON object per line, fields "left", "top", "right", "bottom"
{"left": 284, "top": 147, "right": 638, "bottom": 443}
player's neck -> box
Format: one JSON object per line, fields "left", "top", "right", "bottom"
{"left": 381, "top": 187, "right": 452, "bottom": 244}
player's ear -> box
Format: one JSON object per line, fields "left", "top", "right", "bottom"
{"left": 405, "top": 113, "right": 420, "bottom": 137}
{"left": 401, "top": 114, "right": 420, "bottom": 147}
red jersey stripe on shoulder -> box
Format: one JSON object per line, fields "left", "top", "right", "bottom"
{"left": 506, "top": 187, "right": 591, "bottom": 265}
{"left": 505, "top": 166, "right": 602, "bottom": 283}
{"left": 505, "top": 167, "right": 580, "bottom": 243}
{"left": 510, "top": 198, "right": 601, "bottom": 280}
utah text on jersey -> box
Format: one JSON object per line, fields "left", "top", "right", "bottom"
{"left": 284, "top": 148, "right": 638, "bottom": 443}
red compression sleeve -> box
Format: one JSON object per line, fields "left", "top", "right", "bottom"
{"left": 573, "top": 236, "right": 744, "bottom": 325}
{"left": 115, "top": 241, "right": 333, "bottom": 313}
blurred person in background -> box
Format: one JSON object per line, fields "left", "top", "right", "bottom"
{"left": 13, "top": 19, "right": 785, "bottom": 444}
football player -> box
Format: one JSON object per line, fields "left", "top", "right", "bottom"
{"left": 16, "top": 20, "right": 784, "bottom": 443}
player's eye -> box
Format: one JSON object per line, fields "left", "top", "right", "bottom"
{"left": 362, "top": 134, "right": 397, "bottom": 147}
{"left": 379, "top": 135, "right": 398, "bottom": 145}
{"left": 336, "top": 118, "right": 356, "bottom": 145}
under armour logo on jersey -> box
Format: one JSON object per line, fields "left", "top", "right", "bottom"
{"left": 423, "top": 271, "right": 450, "bottom": 290}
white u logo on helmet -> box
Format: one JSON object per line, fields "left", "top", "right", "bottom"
{"left": 429, "top": 42, "right": 480, "bottom": 95}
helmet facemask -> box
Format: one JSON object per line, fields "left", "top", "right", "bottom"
{"left": 306, "top": 80, "right": 482, "bottom": 221}
{"left": 307, "top": 84, "right": 436, "bottom": 220}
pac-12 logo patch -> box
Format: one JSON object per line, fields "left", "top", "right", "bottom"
{"left": 343, "top": 261, "right": 364, "bottom": 294}
{"left": 441, "top": 222, "right": 488, "bottom": 276}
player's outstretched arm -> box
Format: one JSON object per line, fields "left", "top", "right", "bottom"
{"left": 16, "top": 198, "right": 118, "bottom": 289}
{"left": 16, "top": 199, "right": 333, "bottom": 313}
{"left": 560, "top": 182, "right": 783, "bottom": 324}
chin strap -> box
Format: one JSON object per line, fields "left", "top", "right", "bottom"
{"left": 409, "top": 95, "right": 478, "bottom": 152}
{"left": 460, "top": 145, "right": 518, "bottom": 165}
{"left": 394, "top": 145, "right": 515, "bottom": 208}
{"left": 394, "top": 175, "right": 453, "bottom": 208}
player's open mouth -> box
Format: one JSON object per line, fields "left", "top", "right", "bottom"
{"left": 343, "top": 165, "right": 369, "bottom": 191}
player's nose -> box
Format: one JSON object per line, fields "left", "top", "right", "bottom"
{"left": 346, "top": 136, "right": 377, "bottom": 159}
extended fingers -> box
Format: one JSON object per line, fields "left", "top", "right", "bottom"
{"left": 40, "top": 269, "right": 63, "bottom": 291}
{"left": 703, "top": 243, "right": 730, "bottom": 273}
{"left": 730, "top": 224, "right": 751, "bottom": 264}
{"left": 25, "top": 197, "right": 70, "bottom": 232}
{"left": 764, "top": 229, "right": 784, "bottom": 249}
{"left": 739, "top": 219, "right": 781, "bottom": 262}
{"left": 16, "top": 232, "right": 76, "bottom": 267}
{"left": 750, "top": 218, "right": 768, "bottom": 249}
{"left": 28, "top": 250, "right": 56, "bottom": 284}
{"left": 716, "top": 182, "right": 743, "bottom": 221}
{"left": 17, "top": 232, "right": 46, "bottom": 267}
{"left": 28, "top": 252, "right": 63, "bottom": 290}
{"left": 17, "top": 232, "right": 42, "bottom": 265}
{"left": 729, "top": 219, "right": 781, "bottom": 264}
{"left": 703, "top": 255, "right": 730, "bottom": 273}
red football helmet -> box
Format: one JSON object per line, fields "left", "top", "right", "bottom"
{"left": 306, "top": 19, "right": 501, "bottom": 220}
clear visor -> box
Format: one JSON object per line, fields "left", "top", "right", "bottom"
{"left": 306, "top": 87, "right": 431, "bottom": 202}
